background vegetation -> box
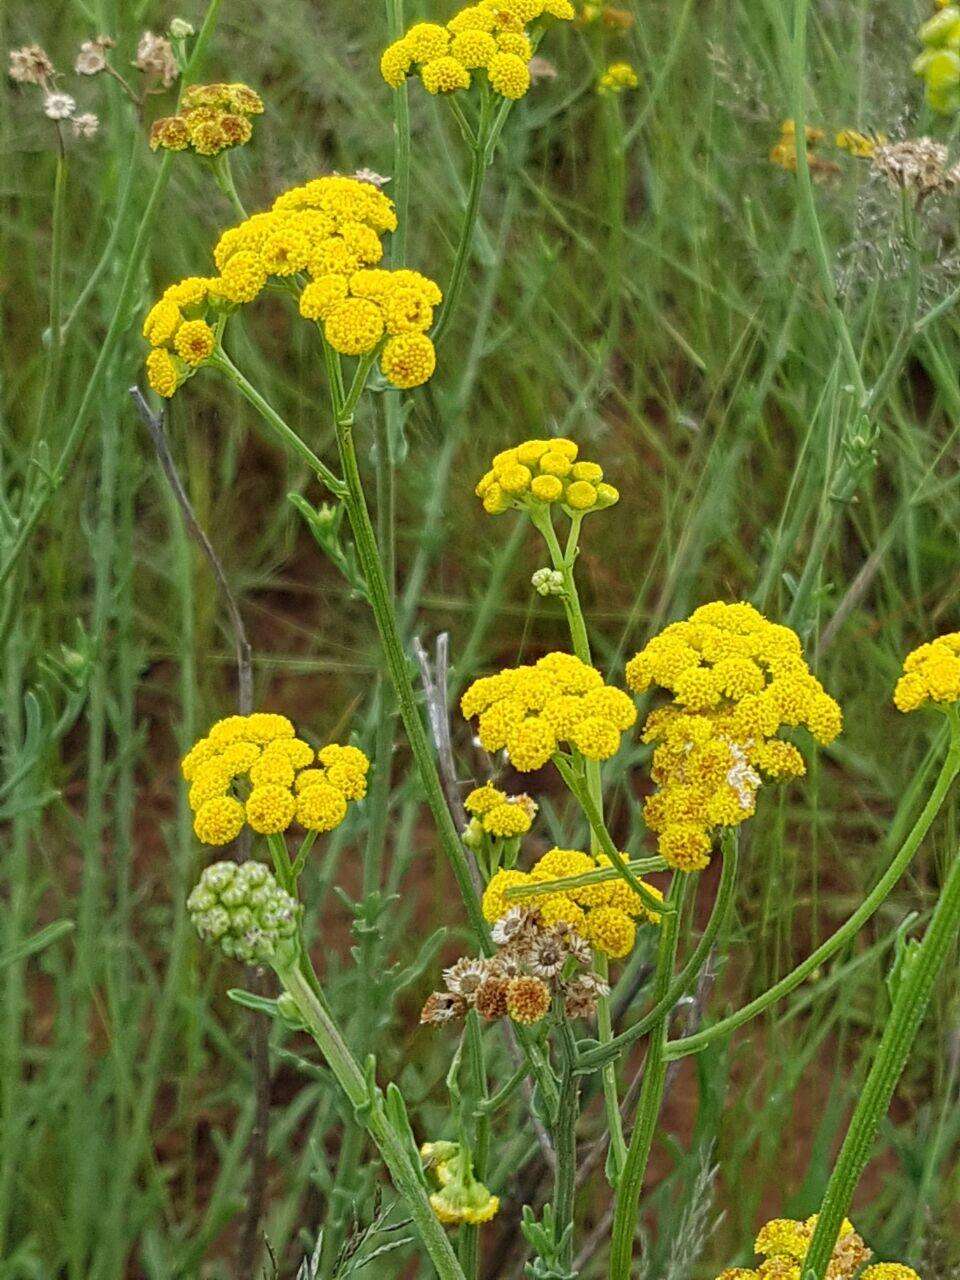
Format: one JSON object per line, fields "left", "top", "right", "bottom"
{"left": 2, "top": 0, "right": 959, "bottom": 1276}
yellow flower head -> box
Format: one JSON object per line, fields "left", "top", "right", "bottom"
{"left": 894, "top": 633, "right": 960, "bottom": 712}
{"left": 598, "top": 61, "right": 639, "bottom": 94}
{"left": 461, "top": 651, "right": 636, "bottom": 768}
{"left": 380, "top": 0, "right": 573, "bottom": 100}
{"left": 465, "top": 785, "right": 538, "bottom": 837}
{"left": 181, "top": 713, "right": 368, "bottom": 845}
{"left": 476, "top": 439, "right": 619, "bottom": 518}
{"left": 149, "top": 82, "right": 263, "bottom": 156}
{"left": 629, "top": 602, "right": 841, "bottom": 871}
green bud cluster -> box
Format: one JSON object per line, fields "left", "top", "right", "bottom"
{"left": 187, "top": 859, "right": 301, "bottom": 965}
{"left": 915, "top": 6, "right": 960, "bottom": 113}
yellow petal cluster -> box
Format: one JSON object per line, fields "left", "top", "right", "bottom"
{"left": 461, "top": 651, "right": 637, "bottom": 770}
{"left": 476, "top": 438, "right": 619, "bottom": 517}
{"left": 142, "top": 276, "right": 221, "bottom": 396}
{"left": 380, "top": 1, "right": 574, "bottom": 100}
{"left": 149, "top": 82, "right": 263, "bottom": 156}
{"left": 481, "top": 847, "right": 661, "bottom": 958}
{"left": 714, "top": 1215, "right": 883, "bottom": 1280}
{"left": 628, "top": 602, "right": 841, "bottom": 872}
{"left": 464, "top": 784, "right": 537, "bottom": 837}
{"left": 597, "top": 61, "right": 639, "bottom": 94}
{"left": 769, "top": 118, "right": 837, "bottom": 174}
{"left": 143, "top": 176, "right": 442, "bottom": 396}
{"left": 893, "top": 632, "right": 960, "bottom": 712}
{"left": 182, "top": 713, "right": 369, "bottom": 845}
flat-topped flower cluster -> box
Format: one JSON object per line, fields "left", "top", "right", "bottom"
{"left": 143, "top": 176, "right": 441, "bottom": 396}
{"left": 893, "top": 632, "right": 960, "bottom": 712}
{"left": 461, "top": 651, "right": 637, "bottom": 769}
{"left": 380, "top": 1, "right": 575, "bottom": 100}
{"left": 627, "top": 601, "right": 842, "bottom": 871}
{"left": 150, "top": 81, "right": 264, "bottom": 156}
{"left": 181, "top": 712, "right": 369, "bottom": 845}
{"left": 476, "top": 437, "right": 619, "bottom": 516}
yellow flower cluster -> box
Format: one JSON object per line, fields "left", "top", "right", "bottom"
{"left": 421, "top": 1143, "right": 500, "bottom": 1226}
{"left": 715, "top": 1214, "right": 916, "bottom": 1280}
{"left": 143, "top": 176, "right": 442, "bottom": 396}
{"left": 181, "top": 713, "right": 369, "bottom": 845}
{"left": 576, "top": 4, "right": 634, "bottom": 29}
{"left": 464, "top": 784, "right": 537, "bottom": 837}
{"left": 149, "top": 82, "right": 264, "bottom": 156}
{"left": 893, "top": 633, "right": 960, "bottom": 712}
{"left": 914, "top": 6, "right": 960, "bottom": 113}
{"left": 597, "top": 61, "right": 639, "bottom": 94}
{"left": 380, "top": 1, "right": 575, "bottom": 101}
{"left": 142, "top": 275, "right": 221, "bottom": 398}
{"left": 461, "top": 651, "right": 637, "bottom": 770}
{"left": 834, "top": 128, "right": 886, "bottom": 158}
{"left": 627, "top": 602, "right": 842, "bottom": 872}
{"left": 481, "top": 847, "right": 662, "bottom": 958}
{"left": 475, "top": 438, "right": 619, "bottom": 517}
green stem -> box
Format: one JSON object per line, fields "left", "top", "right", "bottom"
{"left": 386, "top": 0, "right": 410, "bottom": 266}
{"left": 667, "top": 717, "right": 960, "bottom": 1060}
{"left": 802, "top": 830, "right": 960, "bottom": 1278}
{"left": 432, "top": 116, "right": 489, "bottom": 347}
{"left": 554, "top": 1014, "right": 580, "bottom": 1271}
{"left": 579, "top": 831, "right": 738, "bottom": 1072}
{"left": 34, "top": 149, "right": 67, "bottom": 453}
{"left": 608, "top": 873, "right": 688, "bottom": 1280}
{"left": 553, "top": 755, "right": 668, "bottom": 920}
{"left": 279, "top": 963, "right": 468, "bottom": 1280}
{"left": 213, "top": 152, "right": 248, "bottom": 221}
{"left": 459, "top": 1011, "right": 489, "bottom": 1279}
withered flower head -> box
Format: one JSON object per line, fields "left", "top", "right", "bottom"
{"left": 474, "top": 976, "right": 510, "bottom": 1020}
{"left": 134, "top": 31, "right": 178, "bottom": 87}
{"left": 420, "top": 990, "right": 467, "bottom": 1025}
{"left": 75, "top": 36, "right": 114, "bottom": 76}
{"left": 871, "top": 138, "right": 959, "bottom": 200}
{"left": 562, "top": 971, "right": 609, "bottom": 1020}
{"left": 505, "top": 974, "right": 551, "bottom": 1026}
{"left": 72, "top": 112, "right": 99, "bottom": 138}
{"left": 528, "top": 930, "right": 569, "bottom": 979}
{"left": 491, "top": 906, "right": 537, "bottom": 948}
{"left": 442, "top": 956, "right": 488, "bottom": 1002}
{"left": 9, "top": 45, "right": 54, "bottom": 86}
{"left": 43, "top": 92, "right": 76, "bottom": 120}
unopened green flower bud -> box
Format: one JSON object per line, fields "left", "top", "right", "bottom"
{"left": 462, "top": 817, "right": 484, "bottom": 849}
{"left": 187, "top": 860, "right": 301, "bottom": 966}
{"left": 169, "top": 17, "right": 195, "bottom": 37}
{"left": 531, "top": 568, "right": 565, "bottom": 597}
{"left": 276, "top": 991, "right": 306, "bottom": 1028}
{"left": 593, "top": 481, "right": 620, "bottom": 510}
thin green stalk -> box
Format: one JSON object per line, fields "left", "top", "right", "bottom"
{"left": 459, "top": 1011, "right": 490, "bottom": 1279}
{"left": 802, "top": 823, "right": 960, "bottom": 1278}
{"left": 214, "top": 351, "right": 346, "bottom": 494}
{"left": 432, "top": 111, "right": 490, "bottom": 347}
{"left": 279, "top": 962, "right": 468, "bottom": 1280}
{"left": 579, "top": 831, "right": 738, "bottom": 1071}
{"left": 553, "top": 755, "right": 669, "bottom": 919}
{"left": 213, "top": 152, "right": 248, "bottom": 221}
{"left": 608, "top": 872, "right": 689, "bottom": 1280}
{"left": 532, "top": 506, "right": 626, "bottom": 1172}
{"left": 667, "top": 716, "right": 960, "bottom": 1060}
{"left": 554, "top": 1014, "right": 581, "bottom": 1271}
{"left": 33, "top": 149, "right": 67, "bottom": 453}
{"left": 385, "top": 0, "right": 410, "bottom": 265}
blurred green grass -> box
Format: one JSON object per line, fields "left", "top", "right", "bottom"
{"left": 1, "top": 0, "right": 960, "bottom": 1275}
